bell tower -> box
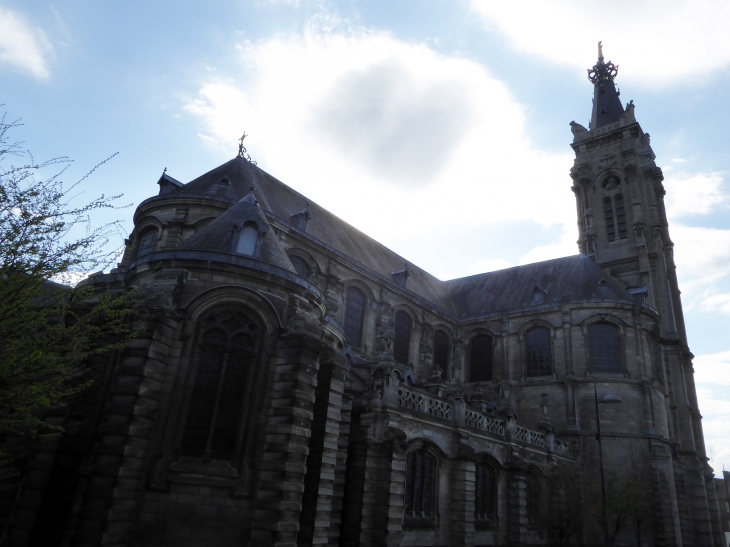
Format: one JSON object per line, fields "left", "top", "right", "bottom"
{"left": 568, "top": 43, "right": 686, "bottom": 343}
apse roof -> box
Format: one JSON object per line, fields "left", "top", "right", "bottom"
{"left": 167, "top": 156, "right": 639, "bottom": 319}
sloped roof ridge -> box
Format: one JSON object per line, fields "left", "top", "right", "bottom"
{"left": 443, "top": 254, "right": 583, "bottom": 284}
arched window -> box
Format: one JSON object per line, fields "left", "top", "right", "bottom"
{"left": 433, "top": 330, "right": 450, "bottom": 380}
{"left": 181, "top": 309, "right": 258, "bottom": 462}
{"left": 236, "top": 222, "right": 258, "bottom": 256}
{"left": 136, "top": 227, "right": 158, "bottom": 258}
{"left": 475, "top": 461, "right": 497, "bottom": 526}
{"left": 527, "top": 468, "right": 543, "bottom": 525}
{"left": 588, "top": 322, "right": 622, "bottom": 373}
{"left": 525, "top": 327, "right": 552, "bottom": 377}
{"left": 290, "top": 256, "right": 310, "bottom": 278}
{"left": 470, "top": 335, "right": 492, "bottom": 382}
{"left": 603, "top": 197, "right": 616, "bottom": 241}
{"left": 343, "top": 286, "right": 365, "bottom": 347}
{"left": 649, "top": 330, "right": 664, "bottom": 384}
{"left": 405, "top": 448, "right": 436, "bottom": 525}
{"left": 394, "top": 310, "right": 412, "bottom": 365}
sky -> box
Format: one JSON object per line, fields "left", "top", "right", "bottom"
{"left": 1, "top": 0, "right": 729, "bottom": 476}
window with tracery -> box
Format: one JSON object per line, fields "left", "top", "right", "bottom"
{"left": 136, "top": 227, "right": 158, "bottom": 258}
{"left": 394, "top": 310, "right": 412, "bottom": 365}
{"left": 433, "top": 330, "right": 450, "bottom": 380}
{"left": 475, "top": 461, "right": 497, "bottom": 525}
{"left": 525, "top": 327, "right": 552, "bottom": 377}
{"left": 405, "top": 448, "right": 436, "bottom": 526}
{"left": 343, "top": 286, "right": 365, "bottom": 347}
{"left": 470, "top": 335, "right": 492, "bottom": 382}
{"left": 180, "top": 309, "right": 258, "bottom": 462}
{"left": 588, "top": 322, "right": 622, "bottom": 373}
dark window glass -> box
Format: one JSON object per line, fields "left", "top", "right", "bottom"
{"left": 344, "top": 287, "right": 365, "bottom": 347}
{"left": 290, "top": 256, "right": 310, "bottom": 278}
{"left": 470, "top": 335, "right": 493, "bottom": 382}
{"left": 394, "top": 311, "right": 412, "bottom": 365}
{"left": 475, "top": 462, "right": 497, "bottom": 525}
{"left": 137, "top": 228, "right": 158, "bottom": 258}
{"left": 604, "top": 197, "right": 616, "bottom": 241}
{"left": 588, "top": 322, "right": 622, "bottom": 373}
{"left": 649, "top": 330, "right": 664, "bottom": 385}
{"left": 525, "top": 327, "right": 552, "bottom": 377}
{"left": 433, "top": 330, "right": 450, "bottom": 380}
{"left": 181, "top": 310, "right": 257, "bottom": 461}
{"left": 527, "top": 469, "right": 543, "bottom": 524}
{"left": 615, "top": 194, "right": 627, "bottom": 239}
{"left": 405, "top": 448, "right": 435, "bottom": 525}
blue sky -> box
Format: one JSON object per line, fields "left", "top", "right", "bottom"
{"left": 2, "top": 0, "right": 730, "bottom": 474}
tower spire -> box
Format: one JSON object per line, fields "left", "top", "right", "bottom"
{"left": 587, "top": 42, "right": 624, "bottom": 129}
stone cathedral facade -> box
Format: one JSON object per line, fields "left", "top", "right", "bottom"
{"left": 1, "top": 54, "right": 726, "bottom": 546}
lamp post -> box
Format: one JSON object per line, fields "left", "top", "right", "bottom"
{"left": 594, "top": 381, "right": 621, "bottom": 547}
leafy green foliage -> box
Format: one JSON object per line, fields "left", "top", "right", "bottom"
{"left": 0, "top": 111, "right": 138, "bottom": 447}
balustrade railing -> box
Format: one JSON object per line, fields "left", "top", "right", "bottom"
{"left": 393, "top": 386, "right": 568, "bottom": 454}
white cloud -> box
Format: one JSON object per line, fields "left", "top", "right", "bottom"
{"left": 699, "top": 293, "right": 730, "bottom": 315}
{"left": 693, "top": 354, "right": 730, "bottom": 475}
{"left": 694, "top": 352, "right": 730, "bottom": 386}
{"left": 469, "top": 0, "right": 730, "bottom": 86}
{"left": 671, "top": 225, "right": 730, "bottom": 295}
{"left": 184, "top": 19, "right": 575, "bottom": 277}
{"left": 0, "top": 6, "right": 53, "bottom": 80}
{"left": 518, "top": 224, "right": 577, "bottom": 266}
{"left": 664, "top": 172, "right": 727, "bottom": 219}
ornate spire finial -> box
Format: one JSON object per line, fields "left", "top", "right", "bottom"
{"left": 587, "top": 42, "right": 618, "bottom": 84}
{"left": 237, "top": 132, "right": 257, "bottom": 165}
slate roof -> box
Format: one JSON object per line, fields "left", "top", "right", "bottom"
{"left": 164, "top": 157, "right": 638, "bottom": 319}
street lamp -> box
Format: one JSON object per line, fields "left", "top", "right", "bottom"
{"left": 595, "top": 382, "right": 621, "bottom": 547}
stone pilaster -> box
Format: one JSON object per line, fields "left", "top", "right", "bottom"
{"left": 504, "top": 460, "right": 528, "bottom": 546}
{"left": 449, "top": 459, "right": 476, "bottom": 547}
{"left": 650, "top": 444, "right": 682, "bottom": 547}
{"left": 250, "top": 335, "right": 323, "bottom": 547}
{"left": 328, "top": 390, "right": 354, "bottom": 547}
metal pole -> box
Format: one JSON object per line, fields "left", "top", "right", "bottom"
{"left": 595, "top": 380, "right": 611, "bottom": 547}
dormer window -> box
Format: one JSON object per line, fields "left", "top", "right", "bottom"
{"left": 136, "top": 227, "right": 158, "bottom": 258}
{"left": 391, "top": 264, "right": 409, "bottom": 289}
{"left": 236, "top": 222, "right": 259, "bottom": 256}
{"left": 290, "top": 205, "right": 312, "bottom": 232}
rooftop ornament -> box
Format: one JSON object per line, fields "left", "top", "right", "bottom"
{"left": 238, "top": 132, "right": 257, "bottom": 165}
{"left": 587, "top": 41, "right": 618, "bottom": 84}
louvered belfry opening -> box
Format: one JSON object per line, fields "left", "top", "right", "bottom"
{"left": 405, "top": 448, "right": 435, "bottom": 525}
{"left": 588, "top": 322, "right": 622, "bottom": 373}
{"left": 470, "top": 335, "right": 493, "bottom": 382}
{"left": 394, "top": 310, "right": 413, "bottom": 364}
{"left": 343, "top": 286, "right": 365, "bottom": 347}
{"left": 525, "top": 327, "right": 552, "bottom": 377}
{"left": 181, "top": 309, "right": 258, "bottom": 462}
{"left": 604, "top": 196, "right": 616, "bottom": 241}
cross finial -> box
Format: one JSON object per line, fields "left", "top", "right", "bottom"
{"left": 598, "top": 41, "right": 604, "bottom": 62}
{"left": 163, "top": 167, "right": 167, "bottom": 175}
{"left": 238, "top": 132, "right": 248, "bottom": 156}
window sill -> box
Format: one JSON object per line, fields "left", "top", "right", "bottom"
{"left": 168, "top": 457, "right": 240, "bottom": 488}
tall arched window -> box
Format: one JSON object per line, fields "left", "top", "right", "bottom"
{"left": 344, "top": 286, "right": 365, "bottom": 347}
{"left": 525, "top": 327, "right": 552, "bottom": 377}
{"left": 394, "top": 310, "right": 412, "bottom": 365}
{"left": 136, "top": 227, "right": 158, "bottom": 258}
{"left": 405, "top": 448, "right": 436, "bottom": 525}
{"left": 236, "top": 222, "right": 258, "bottom": 256}
{"left": 475, "top": 461, "right": 497, "bottom": 526}
{"left": 181, "top": 309, "right": 258, "bottom": 462}
{"left": 433, "top": 330, "right": 450, "bottom": 380}
{"left": 289, "top": 256, "right": 310, "bottom": 278}
{"left": 470, "top": 335, "right": 492, "bottom": 382}
{"left": 649, "top": 330, "right": 664, "bottom": 385}
{"left": 588, "top": 322, "right": 622, "bottom": 373}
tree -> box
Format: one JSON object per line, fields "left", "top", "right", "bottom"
{"left": 0, "top": 110, "right": 138, "bottom": 455}
{"left": 535, "top": 462, "right": 586, "bottom": 547}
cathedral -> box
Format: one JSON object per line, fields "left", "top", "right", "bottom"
{"left": 1, "top": 51, "right": 726, "bottom": 546}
